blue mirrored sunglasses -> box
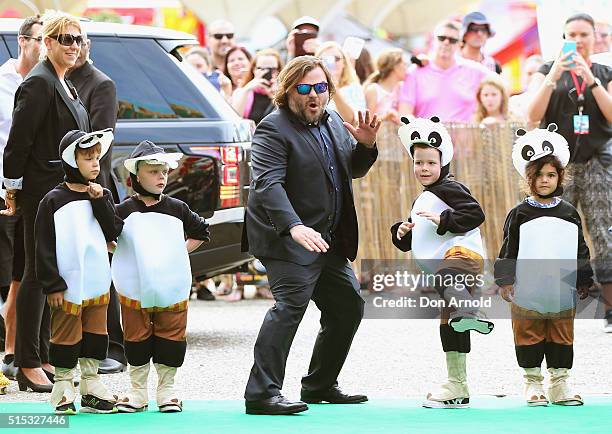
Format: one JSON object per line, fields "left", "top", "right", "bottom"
{"left": 296, "top": 82, "right": 328, "bottom": 95}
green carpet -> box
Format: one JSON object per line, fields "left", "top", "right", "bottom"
{"left": 0, "top": 398, "right": 610, "bottom": 433}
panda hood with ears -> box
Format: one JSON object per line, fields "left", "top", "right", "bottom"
{"left": 398, "top": 116, "right": 454, "bottom": 184}
{"left": 512, "top": 123, "right": 570, "bottom": 198}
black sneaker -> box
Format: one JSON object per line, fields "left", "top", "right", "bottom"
{"left": 55, "top": 402, "right": 77, "bottom": 415}
{"left": 80, "top": 395, "right": 118, "bottom": 414}
{"left": 604, "top": 311, "right": 612, "bottom": 333}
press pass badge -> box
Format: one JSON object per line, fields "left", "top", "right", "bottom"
{"left": 573, "top": 114, "right": 589, "bottom": 135}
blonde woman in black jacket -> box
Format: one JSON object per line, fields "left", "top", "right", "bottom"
{"left": 1, "top": 11, "right": 90, "bottom": 392}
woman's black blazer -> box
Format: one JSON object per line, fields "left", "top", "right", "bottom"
{"left": 3, "top": 58, "right": 90, "bottom": 197}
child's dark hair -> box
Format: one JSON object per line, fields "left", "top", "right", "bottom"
{"left": 524, "top": 155, "right": 566, "bottom": 195}
{"left": 75, "top": 143, "right": 102, "bottom": 159}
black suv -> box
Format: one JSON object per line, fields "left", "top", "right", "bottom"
{"left": 0, "top": 19, "right": 252, "bottom": 279}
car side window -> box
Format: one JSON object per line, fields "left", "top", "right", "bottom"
{"left": 90, "top": 36, "right": 213, "bottom": 119}
{"left": 3, "top": 35, "right": 17, "bottom": 60}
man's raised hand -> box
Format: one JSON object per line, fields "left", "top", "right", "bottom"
{"left": 344, "top": 110, "right": 381, "bottom": 147}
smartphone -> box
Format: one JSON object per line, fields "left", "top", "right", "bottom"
{"left": 561, "top": 40, "right": 577, "bottom": 68}
{"left": 204, "top": 71, "right": 221, "bottom": 91}
{"left": 294, "top": 30, "right": 317, "bottom": 57}
{"left": 342, "top": 36, "right": 365, "bottom": 59}
{"left": 262, "top": 69, "right": 273, "bottom": 81}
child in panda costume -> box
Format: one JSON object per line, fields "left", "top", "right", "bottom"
{"left": 390, "top": 116, "right": 493, "bottom": 409}
{"left": 494, "top": 124, "right": 593, "bottom": 407}
{"left": 112, "top": 141, "right": 210, "bottom": 413}
{"left": 35, "top": 129, "right": 123, "bottom": 414}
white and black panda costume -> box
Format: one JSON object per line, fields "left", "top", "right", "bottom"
{"left": 390, "top": 116, "right": 490, "bottom": 408}
{"left": 112, "top": 141, "right": 209, "bottom": 413}
{"left": 35, "top": 128, "right": 123, "bottom": 413}
{"left": 494, "top": 124, "right": 593, "bottom": 406}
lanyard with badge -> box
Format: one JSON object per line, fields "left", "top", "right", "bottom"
{"left": 570, "top": 70, "right": 589, "bottom": 135}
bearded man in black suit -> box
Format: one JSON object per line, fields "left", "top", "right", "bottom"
{"left": 242, "top": 55, "right": 381, "bottom": 415}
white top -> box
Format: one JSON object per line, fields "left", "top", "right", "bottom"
{"left": 112, "top": 212, "right": 192, "bottom": 308}
{"left": 591, "top": 51, "right": 612, "bottom": 68}
{"left": 411, "top": 191, "right": 485, "bottom": 273}
{"left": 54, "top": 201, "right": 112, "bottom": 304}
{"left": 328, "top": 81, "right": 366, "bottom": 120}
{"left": 368, "top": 82, "right": 397, "bottom": 115}
{"left": 0, "top": 59, "right": 22, "bottom": 199}
{"left": 514, "top": 216, "right": 578, "bottom": 313}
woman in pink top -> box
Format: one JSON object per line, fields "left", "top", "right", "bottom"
{"left": 398, "top": 20, "right": 491, "bottom": 123}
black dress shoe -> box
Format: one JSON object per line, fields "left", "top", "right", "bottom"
{"left": 16, "top": 369, "right": 53, "bottom": 393}
{"left": 42, "top": 368, "right": 79, "bottom": 386}
{"left": 98, "top": 358, "right": 127, "bottom": 374}
{"left": 0, "top": 315, "right": 5, "bottom": 352}
{"left": 301, "top": 385, "right": 368, "bottom": 404}
{"left": 245, "top": 395, "right": 308, "bottom": 415}
{"left": 2, "top": 355, "right": 18, "bottom": 380}
{"left": 196, "top": 286, "right": 216, "bottom": 301}
{"left": 43, "top": 368, "right": 54, "bottom": 383}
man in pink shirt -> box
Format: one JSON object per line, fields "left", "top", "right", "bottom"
{"left": 399, "top": 20, "right": 492, "bottom": 123}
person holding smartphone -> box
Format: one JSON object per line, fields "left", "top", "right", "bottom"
{"left": 527, "top": 12, "right": 612, "bottom": 332}
{"left": 285, "top": 16, "right": 320, "bottom": 60}
{"left": 232, "top": 49, "right": 283, "bottom": 124}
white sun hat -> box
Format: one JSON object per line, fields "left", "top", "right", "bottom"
{"left": 123, "top": 140, "right": 183, "bottom": 175}
{"left": 61, "top": 128, "right": 113, "bottom": 168}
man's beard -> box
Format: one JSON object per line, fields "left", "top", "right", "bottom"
{"left": 288, "top": 95, "right": 326, "bottom": 124}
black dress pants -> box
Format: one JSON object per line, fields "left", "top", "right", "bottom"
{"left": 106, "top": 272, "right": 126, "bottom": 364}
{"left": 244, "top": 252, "right": 364, "bottom": 401}
{"left": 14, "top": 192, "right": 50, "bottom": 368}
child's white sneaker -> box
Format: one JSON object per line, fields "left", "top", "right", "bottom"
{"left": 423, "top": 352, "right": 470, "bottom": 408}
{"left": 50, "top": 367, "right": 77, "bottom": 414}
{"left": 117, "top": 363, "right": 150, "bottom": 413}
{"left": 547, "top": 368, "right": 583, "bottom": 406}
{"left": 523, "top": 367, "right": 548, "bottom": 406}
{"left": 154, "top": 363, "right": 182, "bottom": 413}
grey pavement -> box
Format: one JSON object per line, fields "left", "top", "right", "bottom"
{"left": 2, "top": 297, "right": 611, "bottom": 403}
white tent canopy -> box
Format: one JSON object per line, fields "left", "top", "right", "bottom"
{"left": 1, "top": 0, "right": 474, "bottom": 38}
{"left": 0, "top": 0, "right": 86, "bottom": 16}
{"left": 180, "top": 0, "right": 473, "bottom": 37}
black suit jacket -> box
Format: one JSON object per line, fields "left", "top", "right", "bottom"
{"left": 68, "top": 61, "right": 119, "bottom": 200}
{"left": 242, "top": 107, "right": 377, "bottom": 265}
{"left": 3, "top": 59, "right": 90, "bottom": 197}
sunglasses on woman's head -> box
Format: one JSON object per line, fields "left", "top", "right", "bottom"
{"left": 213, "top": 33, "right": 234, "bottom": 40}
{"left": 436, "top": 35, "right": 459, "bottom": 44}
{"left": 296, "top": 82, "right": 328, "bottom": 95}
{"left": 51, "top": 34, "right": 84, "bottom": 47}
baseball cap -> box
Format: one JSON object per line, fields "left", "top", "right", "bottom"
{"left": 292, "top": 16, "right": 320, "bottom": 31}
